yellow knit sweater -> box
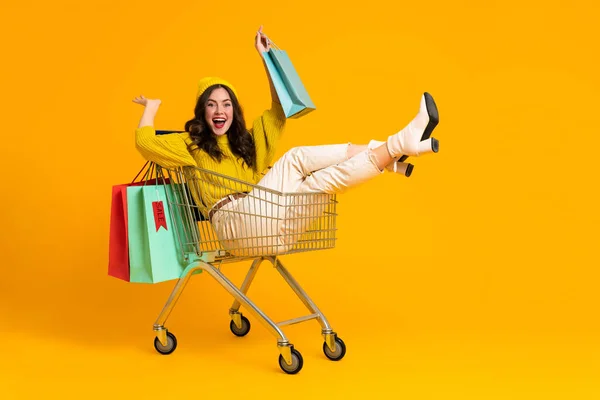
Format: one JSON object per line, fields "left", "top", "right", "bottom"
{"left": 135, "top": 101, "right": 286, "bottom": 217}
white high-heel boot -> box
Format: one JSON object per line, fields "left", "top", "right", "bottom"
{"left": 386, "top": 92, "right": 439, "bottom": 158}
{"left": 368, "top": 140, "right": 414, "bottom": 177}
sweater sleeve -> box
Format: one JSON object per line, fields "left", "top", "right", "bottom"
{"left": 250, "top": 101, "right": 286, "bottom": 173}
{"left": 135, "top": 126, "right": 197, "bottom": 168}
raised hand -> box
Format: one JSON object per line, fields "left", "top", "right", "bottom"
{"left": 255, "top": 25, "right": 271, "bottom": 54}
{"left": 132, "top": 95, "right": 161, "bottom": 108}
{"left": 133, "top": 95, "right": 162, "bottom": 128}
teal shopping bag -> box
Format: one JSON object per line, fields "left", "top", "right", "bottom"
{"left": 262, "top": 43, "right": 316, "bottom": 119}
{"left": 127, "top": 183, "right": 186, "bottom": 283}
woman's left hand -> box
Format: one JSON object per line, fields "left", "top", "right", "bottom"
{"left": 255, "top": 25, "right": 271, "bottom": 54}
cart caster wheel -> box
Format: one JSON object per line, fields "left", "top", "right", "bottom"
{"left": 323, "top": 337, "right": 346, "bottom": 361}
{"left": 278, "top": 348, "right": 304, "bottom": 375}
{"left": 230, "top": 316, "right": 251, "bottom": 337}
{"left": 154, "top": 332, "right": 177, "bottom": 355}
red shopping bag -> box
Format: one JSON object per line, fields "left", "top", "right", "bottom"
{"left": 108, "top": 162, "right": 168, "bottom": 282}
{"left": 108, "top": 182, "right": 134, "bottom": 281}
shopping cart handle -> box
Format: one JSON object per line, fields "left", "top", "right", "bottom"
{"left": 156, "top": 130, "right": 185, "bottom": 135}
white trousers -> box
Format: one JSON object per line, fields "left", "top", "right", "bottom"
{"left": 211, "top": 144, "right": 383, "bottom": 256}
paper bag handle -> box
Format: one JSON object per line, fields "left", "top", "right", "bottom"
{"left": 131, "top": 161, "right": 160, "bottom": 185}
{"left": 263, "top": 33, "right": 281, "bottom": 51}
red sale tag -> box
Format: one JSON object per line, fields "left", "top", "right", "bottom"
{"left": 152, "top": 201, "right": 168, "bottom": 231}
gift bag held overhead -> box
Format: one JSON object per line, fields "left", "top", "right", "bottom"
{"left": 127, "top": 173, "right": 187, "bottom": 284}
{"left": 261, "top": 36, "right": 316, "bottom": 119}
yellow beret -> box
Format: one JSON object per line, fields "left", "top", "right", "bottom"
{"left": 196, "top": 76, "right": 238, "bottom": 101}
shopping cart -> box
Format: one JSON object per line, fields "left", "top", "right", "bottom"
{"left": 149, "top": 148, "right": 346, "bottom": 374}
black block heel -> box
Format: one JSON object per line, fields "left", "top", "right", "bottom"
{"left": 421, "top": 92, "right": 439, "bottom": 141}
{"left": 399, "top": 92, "right": 439, "bottom": 162}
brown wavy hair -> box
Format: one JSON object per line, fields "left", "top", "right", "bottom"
{"left": 185, "top": 84, "right": 257, "bottom": 171}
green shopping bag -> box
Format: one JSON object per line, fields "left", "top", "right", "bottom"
{"left": 127, "top": 183, "right": 186, "bottom": 284}
{"left": 261, "top": 37, "right": 316, "bottom": 119}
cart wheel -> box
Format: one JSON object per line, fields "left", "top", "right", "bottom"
{"left": 229, "top": 316, "right": 251, "bottom": 337}
{"left": 323, "top": 337, "right": 346, "bottom": 361}
{"left": 154, "top": 332, "right": 177, "bottom": 355}
{"left": 278, "top": 348, "right": 304, "bottom": 375}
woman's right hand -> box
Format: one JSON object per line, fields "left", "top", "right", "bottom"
{"left": 134, "top": 95, "right": 162, "bottom": 128}
{"left": 133, "top": 95, "right": 161, "bottom": 108}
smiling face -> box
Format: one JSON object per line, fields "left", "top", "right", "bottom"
{"left": 204, "top": 87, "right": 234, "bottom": 136}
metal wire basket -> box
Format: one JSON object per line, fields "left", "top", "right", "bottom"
{"left": 158, "top": 164, "right": 338, "bottom": 263}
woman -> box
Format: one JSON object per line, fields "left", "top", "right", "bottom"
{"left": 133, "top": 27, "right": 440, "bottom": 256}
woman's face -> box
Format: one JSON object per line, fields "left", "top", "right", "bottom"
{"left": 204, "top": 87, "right": 234, "bottom": 136}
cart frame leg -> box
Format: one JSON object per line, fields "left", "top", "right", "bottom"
{"left": 229, "top": 258, "right": 264, "bottom": 328}
{"left": 267, "top": 256, "right": 338, "bottom": 352}
{"left": 153, "top": 261, "right": 200, "bottom": 346}
{"left": 153, "top": 257, "right": 291, "bottom": 349}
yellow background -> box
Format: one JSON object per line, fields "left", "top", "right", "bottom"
{"left": 1, "top": 0, "right": 599, "bottom": 398}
